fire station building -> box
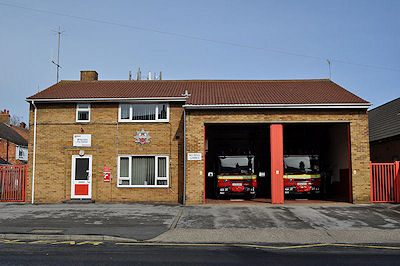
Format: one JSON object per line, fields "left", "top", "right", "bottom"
{"left": 26, "top": 71, "right": 371, "bottom": 204}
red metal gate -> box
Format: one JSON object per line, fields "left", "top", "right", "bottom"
{"left": 0, "top": 165, "right": 27, "bottom": 202}
{"left": 370, "top": 162, "right": 400, "bottom": 203}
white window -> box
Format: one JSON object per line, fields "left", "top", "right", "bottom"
{"left": 119, "top": 103, "right": 169, "bottom": 122}
{"left": 15, "top": 146, "right": 28, "bottom": 161}
{"left": 76, "top": 104, "right": 90, "bottom": 122}
{"left": 118, "top": 155, "right": 169, "bottom": 187}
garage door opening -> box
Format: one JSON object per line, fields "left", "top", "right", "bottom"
{"left": 283, "top": 123, "right": 351, "bottom": 202}
{"left": 205, "top": 124, "right": 270, "bottom": 200}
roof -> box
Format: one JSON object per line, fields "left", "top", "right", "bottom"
{"left": 0, "top": 157, "right": 11, "bottom": 165}
{"left": 368, "top": 97, "right": 400, "bottom": 142}
{"left": 0, "top": 123, "right": 28, "bottom": 146}
{"left": 27, "top": 79, "right": 369, "bottom": 107}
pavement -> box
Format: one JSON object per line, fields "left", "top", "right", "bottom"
{"left": 1, "top": 202, "right": 400, "bottom": 244}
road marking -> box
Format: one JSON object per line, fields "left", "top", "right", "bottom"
{"left": 116, "top": 242, "right": 400, "bottom": 251}
{"left": 76, "top": 241, "right": 103, "bottom": 246}
{"left": 329, "top": 243, "right": 400, "bottom": 250}
{"left": 51, "top": 241, "right": 76, "bottom": 245}
{"left": 1, "top": 239, "right": 400, "bottom": 251}
{"left": 0, "top": 239, "right": 26, "bottom": 244}
{"left": 29, "top": 240, "right": 53, "bottom": 244}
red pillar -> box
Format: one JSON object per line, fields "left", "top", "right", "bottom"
{"left": 396, "top": 161, "right": 400, "bottom": 203}
{"left": 270, "top": 124, "right": 284, "bottom": 204}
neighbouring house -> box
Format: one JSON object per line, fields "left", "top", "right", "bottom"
{"left": 0, "top": 110, "right": 29, "bottom": 165}
{"left": 0, "top": 156, "right": 11, "bottom": 165}
{"left": 26, "top": 70, "right": 371, "bottom": 204}
{"left": 369, "top": 97, "right": 400, "bottom": 162}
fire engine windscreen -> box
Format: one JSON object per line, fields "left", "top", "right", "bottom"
{"left": 283, "top": 155, "right": 319, "bottom": 174}
{"left": 218, "top": 156, "right": 254, "bottom": 174}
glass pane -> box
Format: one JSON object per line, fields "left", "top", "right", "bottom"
{"left": 132, "top": 104, "right": 155, "bottom": 120}
{"left": 119, "top": 179, "right": 130, "bottom": 185}
{"left": 120, "top": 104, "right": 130, "bottom": 119}
{"left": 132, "top": 157, "right": 155, "bottom": 185}
{"left": 75, "top": 158, "right": 89, "bottom": 180}
{"left": 157, "top": 180, "right": 167, "bottom": 186}
{"left": 120, "top": 158, "right": 129, "bottom": 177}
{"left": 158, "top": 157, "right": 167, "bottom": 177}
{"left": 78, "top": 111, "right": 89, "bottom": 121}
{"left": 78, "top": 104, "right": 89, "bottom": 109}
{"left": 158, "top": 104, "right": 167, "bottom": 120}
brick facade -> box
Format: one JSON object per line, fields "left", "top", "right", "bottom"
{"left": 185, "top": 109, "right": 371, "bottom": 204}
{"left": 27, "top": 103, "right": 371, "bottom": 204}
{"left": 27, "top": 102, "right": 184, "bottom": 203}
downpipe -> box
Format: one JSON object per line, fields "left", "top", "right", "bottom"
{"left": 31, "top": 101, "right": 37, "bottom": 204}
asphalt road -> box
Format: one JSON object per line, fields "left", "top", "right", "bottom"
{"left": 0, "top": 242, "right": 400, "bottom": 265}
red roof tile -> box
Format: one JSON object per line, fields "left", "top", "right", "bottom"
{"left": 27, "top": 79, "right": 369, "bottom": 105}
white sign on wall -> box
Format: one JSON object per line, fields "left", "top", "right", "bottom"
{"left": 73, "top": 134, "right": 91, "bottom": 147}
{"left": 187, "top": 153, "right": 202, "bottom": 161}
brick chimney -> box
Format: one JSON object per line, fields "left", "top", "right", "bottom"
{"left": 0, "top": 109, "right": 10, "bottom": 125}
{"left": 20, "top": 122, "right": 26, "bottom": 129}
{"left": 80, "top": 71, "right": 98, "bottom": 81}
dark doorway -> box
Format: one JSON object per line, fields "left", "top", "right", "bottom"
{"left": 205, "top": 124, "right": 270, "bottom": 199}
{"left": 283, "top": 123, "right": 351, "bottom": 202}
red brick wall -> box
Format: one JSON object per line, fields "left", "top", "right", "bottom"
{"left": 0, "top": 139, "right": 25, "bottom": 165}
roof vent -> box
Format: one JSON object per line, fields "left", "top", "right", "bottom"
{"left": 80, "top": 71, "right": 98, "bottom": 81}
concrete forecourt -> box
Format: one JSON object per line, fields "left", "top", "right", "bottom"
{"left": 1, "top": 203, "right": 400, "bottom": 245}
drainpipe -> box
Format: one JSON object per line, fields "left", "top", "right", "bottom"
{"left": 31, "top": 101, "right": 37, "bottom": 204}
{"left": 183, "top": 108, "right": 186, "bottom": 205}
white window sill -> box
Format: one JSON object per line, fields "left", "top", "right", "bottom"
{"left": 118, "top": 120, "right": 169, "bottom": 123}
{"left": 117, "top": 185, "right": 169, "bottom": 188}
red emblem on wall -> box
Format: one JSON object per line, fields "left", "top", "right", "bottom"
{"left": 134, "top": 128, "right": 152, "bottom": 145}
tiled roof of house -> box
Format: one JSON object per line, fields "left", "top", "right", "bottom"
{"left": 368, "top": 97, "right": 400, "bottom": 142}
{"left": 27, "top": 79, "right": 369, "bottom": 106}
{"left": 0, "top": 123, "right": 28, "bottom": 146}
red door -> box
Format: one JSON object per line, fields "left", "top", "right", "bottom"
{"left": 270, "top": 124, "right": 284, "bottom": 203}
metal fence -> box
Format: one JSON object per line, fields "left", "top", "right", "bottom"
{"left": 370, "top": 162, "right": 400, "bottom": 203}
{"left": 0, "top": 165, "right": 27, "bottom": 202}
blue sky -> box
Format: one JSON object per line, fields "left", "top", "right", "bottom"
{"left": 0, "top": 0, "right": 399, "bottom": 123}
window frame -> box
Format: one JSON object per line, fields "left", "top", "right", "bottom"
{"left": 76, "top": 103, "right": 91, "bottom": 123}
{"left": 15, "top": 146, "right": 28, "bottom": 161}
{"left": 118, "top": 103, "right": 169, "bottom": 122}
{"left": 117, "top": 155, "right": 169, "bottom": 188}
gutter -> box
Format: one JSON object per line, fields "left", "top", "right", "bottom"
{"left": 183, "top": 103, "right": 372, "bottom": 109}
{"left": 25, "top": 97, "right": 187, "bottom": 103}
{"left": 31, "top": 101, "right": 37, "bottom": 204}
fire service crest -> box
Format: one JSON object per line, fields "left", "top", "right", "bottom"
{"left": 134, "top": 128, "right": 151, "bottom": 145}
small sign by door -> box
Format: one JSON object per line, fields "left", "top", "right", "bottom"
{"left": 71, "top": 155, "right": 92, "bottom": 199}
{"left": 103, "top": 167, "right": 111, "bottom": 183}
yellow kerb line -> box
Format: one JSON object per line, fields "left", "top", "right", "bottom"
{"left": 115, "top": 242, "right": 400, "bottom": 250}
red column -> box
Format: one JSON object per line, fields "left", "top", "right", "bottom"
{"left": 396, "top": 161, "right": 400, "bottom": 203}
{"left": 270, "top": 124, "right": 284, "bottom": 204}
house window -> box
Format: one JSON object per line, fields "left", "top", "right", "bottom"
{"left": 118, "top": 155, "right": 169, "bottom": 187}
{"left": 76, "top": 104, "right": 90, "bottom": 122}
{"left": 119, "top": 104, "right": 169, "bottom": 122}
{"left": 15, "top": 146, "right": 28, "bottom": 161}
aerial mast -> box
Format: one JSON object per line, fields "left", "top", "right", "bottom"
{"left": 52, "top": 26, "right": 64, "bottom": 83}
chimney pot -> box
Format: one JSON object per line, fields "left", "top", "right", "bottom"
{"left": 20, "top": 122, "right": 26, "bottom": 129}
{"left": 80, "top": 71, "right": 98, "bottom": 81}
{"left": 0, "top": 109, "right": 10, "bottom": 125}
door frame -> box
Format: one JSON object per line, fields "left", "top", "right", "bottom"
{"left": 71, "top": 154, "right": 92, "bottom": 199}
